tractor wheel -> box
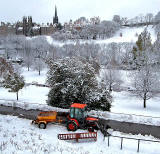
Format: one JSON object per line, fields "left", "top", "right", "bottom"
{"left": 67, "top": 121, "right": 77, "bottom": 131}
{"left": 38, "top": 122, "right": 46, "bottom": 129}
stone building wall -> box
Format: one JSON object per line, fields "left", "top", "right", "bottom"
{"left": 0, "top": 26, "right": 16, "bottom": 36}
{"left": 0, "top": 25, "right": 56, "bottom": 36}
{"left": 40, "top": 26, "right": 55, "bottom": 35}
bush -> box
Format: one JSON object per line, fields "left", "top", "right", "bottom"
{"left": 46, "top": 57, "right": 112, "bottom": 111}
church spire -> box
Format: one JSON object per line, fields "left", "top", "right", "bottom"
{"left": 55, "top": 5, "right": 57, "bottom": 18}
{"left": 53, "top": 5, "right": 58, "bottom": 24}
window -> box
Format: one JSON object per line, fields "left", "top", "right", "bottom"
{"left": 70, "top": 108, "right": 74, "bottom": 118}
{"left": 70, "top": 108, "right": 84, "bottom": 120}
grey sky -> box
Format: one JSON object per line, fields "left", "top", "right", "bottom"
{"left": 0, "top": 0, "right": 160, "bottom": 24}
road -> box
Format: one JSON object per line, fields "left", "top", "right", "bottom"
{"left": 0, "top": 104, "right": 160, "bottom": 139}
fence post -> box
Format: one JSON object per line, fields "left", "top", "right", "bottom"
{"left": 137, "top": 139, "right": 140, "bottom": 152}
{"left": 121, "top": 138, "right": 123, "bottom": 150}
{"left": 108, "top": 134, "right": 110, "bottom": 147}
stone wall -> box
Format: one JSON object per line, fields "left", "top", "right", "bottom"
{"left": 0, "top": 26, "right": 16, "bottom": 36}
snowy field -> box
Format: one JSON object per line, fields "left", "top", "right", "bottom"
{"left": 0, "top": 114, "right": 160, "bottom": 154}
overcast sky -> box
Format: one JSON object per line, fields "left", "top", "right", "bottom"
{"left": 0, "top": 0, "right": 160, "bottom": 24}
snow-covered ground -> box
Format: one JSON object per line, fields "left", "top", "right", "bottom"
{"left": 21, "top": 67, "right": 47, "bottom": 85}
{"left": 0, "top": 114, "right": 160, "bottom": 154}
{"left": 111, "top": 91, "right": 160, "bottom": 117}
{"left": 0, "top": 85, "right": 49, "bottom": 104}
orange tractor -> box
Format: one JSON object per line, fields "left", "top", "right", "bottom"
{"left": 32, "top": 103, "right": 99, "bottom": 131}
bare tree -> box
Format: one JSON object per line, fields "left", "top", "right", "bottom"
{"left": 101, "top": 67, "right": 122, "bottom": 92}
{"left": 32, "top": 37, "right": 48, "bottom": 75}
{"left": 22, "top": 40, "right": 33, "bottom": 71}
{"left": 145, "top": 13, "right": 153, "bottom": 23}
{"left": 3, "top": 35, "right": 14, "bottom": 59}
{"left": 48, "top": 44, "right": 58, "bottom": 60}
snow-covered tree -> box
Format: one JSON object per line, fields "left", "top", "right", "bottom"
{"left": 46, "top": 57, "right": 112, "bottom": 111}
{"left": 101, "top": 43, "right": 122, "bottom": 67}
{"left": 0, "top": 57, "right": 13, "bottom": 77}
{"left": 101, "top": 68, "right": 122, "bottom": 92}
{"left": 155, "top": 23, "right": 160, "bottom": 33}
{"left": 112, "top": 15, "right": 121, "bottom": 25}
{"left": 153, "top": 33, "right": 160, "bottom": 64}
{"left": 3, "top": 35, "right": 15, "bottom": 59}
{"left": 32, "top": 37, "right": 48, "bottom": 75}
{"left": 132, "top": 28, "right": 152, "bottom": 69}
{"left": 145, "top": 13, "right": 153, "bottom": 23}
{"left": 154, "top": 11, "right": 160, "bottom": 23}
{"left": 2, "top": 72, "right": 25, "bottom": 100}
{"left": 131, "top": 59, "right": 159, "bottom": 108}
{"left": 47, "top": 44, "right": 59, "bottom": 60}
{"left": 22, "top": 40, "right": 33, "bottom": 71}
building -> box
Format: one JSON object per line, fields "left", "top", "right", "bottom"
{"left": 0, "top": 5, "right": 59, "bottom": 36}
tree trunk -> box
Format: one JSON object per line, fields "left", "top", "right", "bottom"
{"left": 16, "top": 92, "right": 18, "bottom": 101}
{"left": 109, "top": 84, "right": 112, "bottom": 92}
{"left": 39, "top": 66, "right": 41, "bottom": 76}
{"left": 143, "top": 93, "right": 146, "bottom": 108}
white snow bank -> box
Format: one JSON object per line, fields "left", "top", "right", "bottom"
{"left": 0, "top": 99, "right": 69, "bottom": 113}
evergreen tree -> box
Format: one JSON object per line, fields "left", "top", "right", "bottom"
{"left": 153, "top": 32, "right": 160, "bottom": 64}
{"left": 46, "top": 57, "right": 112, "bottom": 111}
{"left": 132, "top": 28, "right": 152, "bottom": 69}
{"left": 2, "top": 73, "right": 25, "bottom": 100}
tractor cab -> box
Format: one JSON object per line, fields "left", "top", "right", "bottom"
{"left": 69, "top": 103, "right": 87, "bottom": 122}
{"left": 67, "top": 103, "right": 99, "bottom": 131}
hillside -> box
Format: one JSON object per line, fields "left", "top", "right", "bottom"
{"left": 96, "top": 25, "right": 156, "bottom": 44}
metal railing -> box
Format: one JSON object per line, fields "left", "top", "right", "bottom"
{"left": 99, "top": 122, "right": 160, "bottom": 153}
{"left": 106, "top": 133, "right": 160, "bottom": 153}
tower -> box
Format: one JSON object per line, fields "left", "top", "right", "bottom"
{"left": 23, "top": 16, "right": 27, "bottom": 35}
{"left": 53, "top": 5, "right": 58, "bottom": 24}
